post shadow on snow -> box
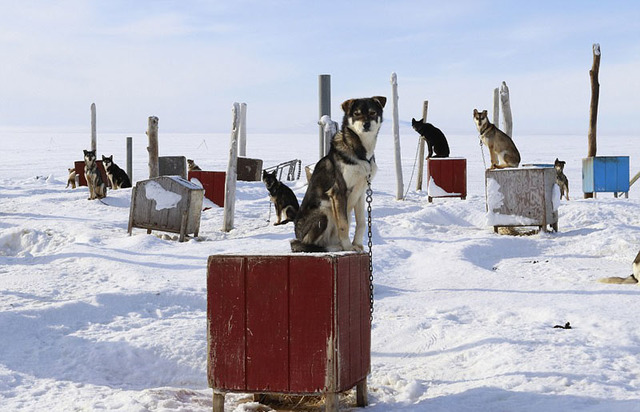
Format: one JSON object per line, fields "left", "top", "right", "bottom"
{"left": 431, "top": 287, "right": 640, "bottom": 297}
{"left": 373, "top": 334, "right": 638, "bottom": 360}
{"left": 461, "top": 236, "right": 543, "bottom": 271}
{"left": 371, "top": 284, "right": 409, "bottom": 301}
{"left": 5, "top": 250, "right": 203, "bottom": 270}
{"left": 365, "top": 386, "right": 639, "bottom": 411}
{"left": 0, "top": 292, "right": 206, "bottom": 389}
{"left": 1, "top": 211, "right": 94, "bottom": 223}
{"left": 372, "top": 337, "right": 541, "bottom": 359}
{"left": 428, "top": 369, "right": 639, "bottom": 393}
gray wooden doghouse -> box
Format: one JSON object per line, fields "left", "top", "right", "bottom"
{"left": 485, "top": 167, "right": 559, "bottom": 233}
{"left": 159, "top": 156, "right": 187, "bottom": 179}
{"left": 237, "top": 157, "right": 263, "bottom": 181}
{"left": 128, "top": 176, "right": 204, "bottom": 242}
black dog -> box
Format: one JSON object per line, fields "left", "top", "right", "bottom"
{"left": 411, "top": 118, "right": 450, "bottom": 158}
{"left": 262, "top": 170, "right": 299, "bottom": 225}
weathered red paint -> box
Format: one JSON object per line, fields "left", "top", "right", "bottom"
{"left": 426, "top": 157, "right": 467, "bottom": 200}
{"left": 74, "top": 160, "right": 109, "bottom": 188}
{"left": 207, "top": 253, "right": 371, "bottom": 396}
{"left": 188, "top": 170, "right": 226, "bottom": 207}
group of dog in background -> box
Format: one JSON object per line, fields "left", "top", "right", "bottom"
{"left": 66, "top": 99, "right": 636, "bottom": 283}
{"left": 68, "top": 150, "right": 131, "bottom": 200}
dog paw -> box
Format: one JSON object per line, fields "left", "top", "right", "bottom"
{"left": 351, "top": 243, "right": 364, "bottom": 252}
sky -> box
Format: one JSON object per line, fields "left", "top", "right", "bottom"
{"left": 1, "top": 0, "right": 639, "bottom": 135}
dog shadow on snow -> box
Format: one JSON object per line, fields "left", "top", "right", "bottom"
{"left": 0, "top": 292, "right": 207, "bottom": 389}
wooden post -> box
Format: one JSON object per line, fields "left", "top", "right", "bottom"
{"left": 415, "top": 101, "right": 428, "bottom": 191}
{"left": 318, "top": 115, "right": 338, "bottom": 156}
{"left": 319, "top": 74, "right": 331, "bottom": 158}
{"left": 390, "top": 72, "right": 403, "bottom": 200}
{"left": 90, "top": 103, "right": 97, "bottom": 152}
{"left": 492, "top": 88, "right": 500, "bottom": 125}
{"left": 222, "top": 103, "right": 240, "bottom": 232}
{"left": 147, "top": 116, "right": 159, "bottom": 178}
{"left": 238, "top": 103, "right": 247, "bottom": 157}
{"left": 126, "top": 136, "right": 133, "bottom": 183}
{"left": 500, "top": 81, "right": 513, "bottom": 137}
{"left": 585, "top": 43, "right": 601, "bottom": 199}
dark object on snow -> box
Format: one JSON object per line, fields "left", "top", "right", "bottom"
{"left": 553, "top": 322, "right": 572, "bottom": 329}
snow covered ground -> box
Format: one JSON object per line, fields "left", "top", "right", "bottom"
{"left": 1, "top": 126, "right": 639, "bottom": 411}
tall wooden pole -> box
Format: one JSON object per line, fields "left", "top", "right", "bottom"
{"left": 585, "top": 43, "right": 601, "bottom": 199}
{"left": 500, "top": 81, "right": 513, "bottom": 137}
{"left": 223, "top": 103, "right": 240, "bottom": 232}
{"left": 147, "top": 116, "right": 159, "bottom": 178}
{"left": 238, "top": 103, "right": 247, "bottom": 157}
{"left": 416, "top": 101, "right": 428, "bottom": 191}
{"left": 90, "top": 103, "right": 97, "bottom": 152}
{"left": 492, "top": 88, "right": 500, "bottom": 126}
{"left": 390, "top": 72, "right": 403, "bottom": 200}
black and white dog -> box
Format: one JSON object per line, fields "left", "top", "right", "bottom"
{"left": 262, "top": 170, "right": 299, "bottom": 225}
{"left": 102, "top": 155, "right": 132, "bottom": 189}
{"left": 83, "top": 149, "right": 107, "bottom": 200}
{"left": 291, "top": 96, "right": 386, "bottom": 252}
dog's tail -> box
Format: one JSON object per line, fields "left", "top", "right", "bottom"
{"left": 290, "top": 239, "right": 327, "bottom": 253}
{"left": 597, "top": 274, "right": 638, "bottom": 284}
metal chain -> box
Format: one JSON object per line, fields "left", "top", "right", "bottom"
{"left": 479, "top": 136, "right": 487, "bottom": 170}
{"left": 366, "top": 176, "right": 374, "bottom": 323}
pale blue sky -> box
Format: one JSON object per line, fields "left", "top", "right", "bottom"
{"left": 1, "top": 0, "right": 639, "bottom": 135}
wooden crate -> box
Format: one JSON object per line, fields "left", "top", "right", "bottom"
{"left": 159, "top": 156, "right": 187, "bottom": 179}
{"left": 207, "top": 253, "right": 371, "bottom": 411}
{"left": 127, "top": 176, "right": 203, "bottom": 241}
{"left": 426, "top": 158, "right": 467, "bottom": 202}
{"left": 74, "top": 160, "right": 109, "bottom": 188}
{"left": 188, "top": 170, "right": 225, "bottom": 207}
{"left": 582, "top": 156, "right": 629, "bottom": 197}
{"left": 485, "top": 167, "right": 558, "bottom": 232}
{"left": 237, "top": 157, "right": 263, "bottom": 181}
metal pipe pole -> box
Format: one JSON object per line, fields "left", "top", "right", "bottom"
{"left": 126, "top": 136, "right": 133, "bottom": 183}
{"left": 319, "top": 74, "right": 331, "bottom": 158}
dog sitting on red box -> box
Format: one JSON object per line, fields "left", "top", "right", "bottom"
{"left": 291, "top": 96, "right": 386, "bottom": 252}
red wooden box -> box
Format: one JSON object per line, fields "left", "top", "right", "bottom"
{"left": 188, "top": 171, "right": 225, "bottom": 207}
{"left": 207, "top": 253, "right": 371, "bottom": 411}
{"left": 74, "top": 160, "right": 109, "bottom": 188}
{"left": 426, "top": 157, "right": 467, "bottom": 202}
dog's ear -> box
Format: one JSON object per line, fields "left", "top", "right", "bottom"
{"left": 481, "top": 110, "right": 488, "bottom": 116}
{"left": 372, "top": 96, "right": 387, "bottom": 108}
{"left": 473, "top": 109, "right": 478, "bottom": 116}
{"left": 341, "top": 99, "right": 355, "bottom": 113}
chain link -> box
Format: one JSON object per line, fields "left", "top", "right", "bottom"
{"left": 479, "top": 135, "right": 487, "bottom": 170}
{"left": 366, "top": 176, "right": 374, "bottom": 323}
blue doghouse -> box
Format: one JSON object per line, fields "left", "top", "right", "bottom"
{"left": 582, "top": 156, "right": 630, "bottom": 198}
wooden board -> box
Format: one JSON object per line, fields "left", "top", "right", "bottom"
{"left": 74, "top": 160, "right": 109, "bottom": 188}
{"left": 207, "top": 253, "right": 371, "bottom": 396}
{"left": 426, "top": 157, "right": 467, "bottom": 201}
{"left": 486, "top": 167, "right": 558, "bottom": 231}
{"left": 187, "top": 171, "right": 225, "bottom": 207}
{"left": 582, "top": 156, "right": 630, "bottom": 194}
